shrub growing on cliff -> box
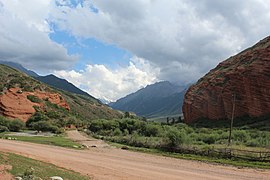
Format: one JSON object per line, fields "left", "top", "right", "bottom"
{"left": 26, "top": 112, "right": 49, "bottom": 127}
{"left": 27, "top": 95, "right": 42, "bottom": 103}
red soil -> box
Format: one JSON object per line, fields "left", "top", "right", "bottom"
{"left": 0, "top": 87, "right": 70, "bottom": 122}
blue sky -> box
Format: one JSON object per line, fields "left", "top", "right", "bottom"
{"left": 0, "top": 0, "right": 269, "bottom": 101}
{"left": 49, "top": 28, "right": 132, "bottom": 71}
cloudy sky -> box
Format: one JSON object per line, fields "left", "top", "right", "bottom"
{"left": 0, "top": 0, "right": 270, "bottom": 101}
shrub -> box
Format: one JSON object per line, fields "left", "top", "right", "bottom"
{"left": 0, "top": 115, "right": 9, "bottom": 127}
{"left": 246, "top": 139, "right": 260, "bottom": 147}
{"left": 0, "top": 125, "right": 9, "bottom": 132}
{"left": 164, "top": 128, "right": 187, "bottom": 148}
{"left": 88, "top": 120, "right": 104, "bottom": 133}
{"left": 27, "top": 95, "right": 42, "bottom": 103}
{"left": 8, "top": 119, "right": 24, "bottom": 132}
{"left": 113, "top": 128, "right": 122, "bottom": 136}
{"left": 31, "top": 121, "right": 59, "bottom": 133}
{"left": 46, "top": 111, "right": 61, "bottom": 119}
{"left": 200, "top": 134, "right": 216, "bottom": 144}
{"left": 144, "top": 124, "right": 161, "bottom": 137}
{"left": 233, "top": 130, "right": 250, "bottom": 143}
{"left": 26, "top": 112, "right": 49, "bottom": 127}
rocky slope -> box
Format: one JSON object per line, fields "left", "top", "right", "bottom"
{"left": 0, "top": 87, "right": 69, "bottom": 121}
{"left": 0, "top": 64, "right": 122, "bottom": 122}
{"left": 183, "top": 36, "right": 270, "bottom": 123}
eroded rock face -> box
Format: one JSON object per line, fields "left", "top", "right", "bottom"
{"left": 183, "top": 36, "right": 270, "bottom": 123}
{"left": 0, "top": 87, "right": 70, "bottom": 122}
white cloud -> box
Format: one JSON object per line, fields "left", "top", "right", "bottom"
{"left": 0, "top": 0, "right": 77, "bottom": 72}
{"left": 54, "top": 56, "right": 159, "bottom": 101}
{"left": 51, "top": 0, "right": 270, "bottom": 84}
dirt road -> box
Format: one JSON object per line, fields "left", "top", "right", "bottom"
{"left": 0, "top": 132, "right": 269, "bottom": 180}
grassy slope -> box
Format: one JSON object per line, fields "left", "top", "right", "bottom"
{"left": 0, "top": 152, "right": 89, "bottom": 179}
{"left": 0, "top": 64, "right": 122, "bottom": 121}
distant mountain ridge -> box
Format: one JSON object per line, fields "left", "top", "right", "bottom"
{"left": 110, "top": 81, "right": 188, "bottom": 118}
{"left": 35, "top": 74, "right": 97, "bottom": 100}
{"left": 0, "top": 61, "right": 39, "bottom": 77}
{"left": 0, "top": 61, "right": 95, "bottom": 100}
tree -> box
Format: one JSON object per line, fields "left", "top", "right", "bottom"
{"left": 32, "top": 121, "right": 59, "bottom": 133}
{"left": 166, "top": 117, "right": 170, "bottom": 124}
{"left": 172, "top": 118, "right": 175, "bottom": 124}
{"left": 8, "top": 119, "right": 24, "bottom": 132}
{"left": 124, "top": 112, "right": 130, "bottom": 118}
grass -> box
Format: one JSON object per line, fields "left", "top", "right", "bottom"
{"left": 0, "top": 133, "right": 84, "bottom": 149}
{"left": 108, "top": 142, "right": 270, "bottom": 169}
{"left": 0, "top": 152, "right": 89, "bottom": 179}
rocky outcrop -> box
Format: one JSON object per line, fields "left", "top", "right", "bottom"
{"left": 0, "top": 87, "right": 70, "bottom": 122}
{"left": 183, "top": 36, "right": 270, "bottom": 123}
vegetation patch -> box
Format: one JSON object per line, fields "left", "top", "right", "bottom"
{"left": 0, "top": 152, "right": 89, "bottom": 179}
{"left": 86, "top": 118, "right": 270, "bottom": 168}
{"left": 27, "top": 95, "right": 42, "bottom": 103}
{"left": 0, "top": 133, "right": 84, "bottom": 149}
{"left": 0, "top": 115, "right": 24, "bottom": 132}
{"left": 109, "top": 142, "right": 270, "bottom": 169}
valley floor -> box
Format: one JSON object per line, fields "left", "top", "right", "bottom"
{"left": 0, "top": 131, "right": 269, "bottom": 180}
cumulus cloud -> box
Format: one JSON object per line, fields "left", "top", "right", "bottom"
{"left": 0, "top": 0, "right": 77, "bottom": 72}
{"left": 54, "top": 56, "right": 159, "bottom": 101}
{"left": 51, "top": 0, "right": 270, "bottom": 84}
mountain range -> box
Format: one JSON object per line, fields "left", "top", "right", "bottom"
{"left": 109, "top": 81, "right": 188, "bottom": 118}
{"left": 0, "top": 61, "right": 189, "bottom": 118}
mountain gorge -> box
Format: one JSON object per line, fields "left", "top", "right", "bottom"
{"left": 110, "top": 81, "right": 187, "bottom": 117}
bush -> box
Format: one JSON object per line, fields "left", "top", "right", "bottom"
{"left": 0, "top": 115, "right": 9, "bottom": 127}
{"left": 0, "top": 125, "right": 9, "bottom": 132}
{"left": 144, "top": 124, "right": 161, "bottom": 137}
{"left": 233, "top": 130, "right": 250, "bottom": 143}
{"left": 164, "top": 128, "right": 187, "bottom": 148}
{"left": 26, "top": 112, "right": 49, "bottom": 127}
{"left": 88, "top": 120, "right": 104, "bottom": 133}
{"left": 246, "top": 139, "right": 260, "bottom": 147}
{"left": 200, "top": 134, "right": 216, "bottom": 144}
{"left": 27, "top": 95, "right": 42, "bottom": 103}
{"left": 31, "top": 121, "right": 59, "bottom": 133}
{"left": 113, "top": 128, "right": 122, "bottom": 136}
{"left": 8, "top": 119, "right": 24, "bottom": 132}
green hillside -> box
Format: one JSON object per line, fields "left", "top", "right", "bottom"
{"left": 0, "top": 64, "right": 122, "bottom": 127}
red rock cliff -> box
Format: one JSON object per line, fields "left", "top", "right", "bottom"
{"left": 183, "top": 36, "right": 270, "bottom": 123}
{"left": 0, "top": 87, "right": 70, "bottom": 122}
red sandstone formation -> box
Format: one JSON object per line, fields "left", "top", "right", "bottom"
{"left": 0, "top": 87, "right": 70, "bottom": 122}
{"left": 183, "top": 36, "right": 270, "bottom": 123}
